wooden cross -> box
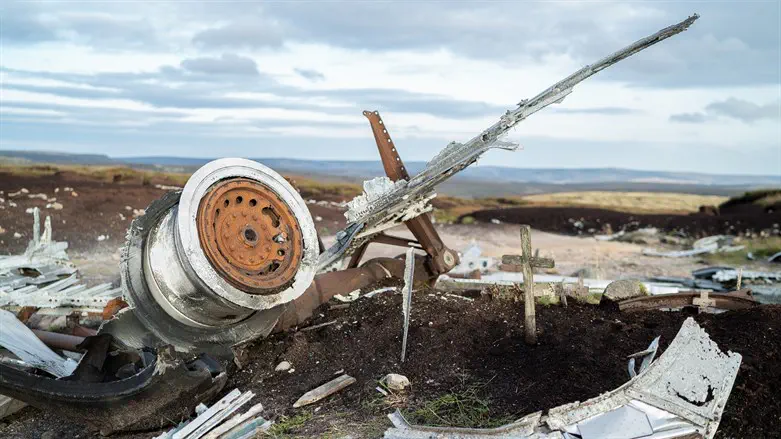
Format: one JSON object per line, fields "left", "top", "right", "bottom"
{"left": 502, "top": 225, "right": 555, "bottom": 345}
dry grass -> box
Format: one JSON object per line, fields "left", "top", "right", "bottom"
{"left": 0, "top": 162, "right": 190, "bottom": 186}
{"left": 515, "top": 191, "right": 728, "bottom": 214}
{"left": 0, "top": 163, "right": 731, "bottom": 220}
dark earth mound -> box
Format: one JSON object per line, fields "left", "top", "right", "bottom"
{"left": 2, "top": 290, "right": 779, "bottom": 438}
{"left": 467, "top": 205, "right": 781, "bottom": 238}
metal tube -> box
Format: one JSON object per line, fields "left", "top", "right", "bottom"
{"left": 32, "top": 330, "right": 86, "bottom": 352}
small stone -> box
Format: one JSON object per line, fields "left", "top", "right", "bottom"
{"left": 49, "top": 202, "right": 63, "bottom": 210}
{"left": 602, "top": 279, "right": 648, "bottom": 303}
{"left": 71, "top": 191, "right": 79, "bottom": 197}
{"left": 125, "top": 205, "right": 133, "bottom": 211}
{"left": 0, "top": 226, "right": 5, "bottom": 235}
{"left": 275, "top": 361, "right": 292, "bottom": 372}
{"left": 13, "top": 232, "right": 22, "bottom": 239}
{"left": 382, "top": 373, "right": 411, "bottom": 391}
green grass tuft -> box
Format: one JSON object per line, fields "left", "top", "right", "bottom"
{"left": 403, "top": 377, "right": 515, "bottom": 429}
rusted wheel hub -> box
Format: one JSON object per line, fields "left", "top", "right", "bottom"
{"left": 197, "top": 178, "right": 303, "bottom": 294}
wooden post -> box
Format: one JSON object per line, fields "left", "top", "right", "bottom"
{"left": 519, "top": 225, "right": 536, "bottom": 344}
{"left": 501, "top": 225, "right": 554, "bottom": 345}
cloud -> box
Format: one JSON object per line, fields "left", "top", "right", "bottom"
{"left": 0, "top": 2, "right": 59, "bottom": 43}
{"left": 670, "top": 98, "right": 778, "bottom": 124}
{"left": 180, "top": 53, "right": 260, "bottom": 76}
{"left": 552, "top": 107, "right": 643, "bottom": 115}
{"left": 669, "top": 112, "right": 709, "bottom": 123}
{"left": 192, "top": 19, "right": 285, "bottom": 48}
{"left": 705, "top": 98, "right": 778, "bottom": 123}
{"left": 295, "top": 68, "right": 325, "bottom": 81}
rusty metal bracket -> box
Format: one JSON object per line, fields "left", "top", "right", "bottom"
{"left": 348, "top": 111, "right": 459, "bottom": 276}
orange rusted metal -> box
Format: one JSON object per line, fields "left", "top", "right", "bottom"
{"left": 102, "top": 297, "right": 129, "bottom": 320}
{"left": 196, "top": 178, "right": 303, "bottom": 293}
{"left": 348, "top": 111, "right": 459, "bottom": 276}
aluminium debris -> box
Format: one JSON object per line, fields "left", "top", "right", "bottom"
{"left": 0, "top": 309, "right": 78, "bottom": 378}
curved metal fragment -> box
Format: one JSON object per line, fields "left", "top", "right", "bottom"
{"left": 0, "top": 346, "right": 226, "bottom": 436}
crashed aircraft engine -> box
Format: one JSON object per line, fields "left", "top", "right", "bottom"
{"left": 113, "top": 159, "right": 319, "bottom": 353}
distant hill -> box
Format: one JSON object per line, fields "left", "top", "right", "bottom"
{"left": 1, "top": 150, "right": 778, "bottom": 197}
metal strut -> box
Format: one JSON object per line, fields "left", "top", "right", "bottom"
{"left": 347, "top": 111, "right": 459, "bottom": 276}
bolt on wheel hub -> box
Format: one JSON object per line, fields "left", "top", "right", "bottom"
{"left": 197, "top": 178, "right": 303, "bottom": 294}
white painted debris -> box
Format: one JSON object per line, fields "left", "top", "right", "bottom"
{"left": 125, "top": 205, "right": 133, "bottom": 211}
{"left": 334, "top": 289, "right": 361, "bottom": 302}
{"left": 364, "top": 286, "right": 396, "bottom": 298}
{"left": 444, "top": 293, "right": 474, "bottom": 302}
{"left": 0, "top": 309, "right": 78, "bottom": 377}
{"left": 156, "top": 389, "right": 261, "bottom": 439}
{"left": 201, "top": 402, "right": 264, "bottom": 439}
{"left": 13, "top": 232, "right": 22, "bottom": 239}
{"left": 490, "top": 218, "right": 501, "bottom": 224}
{"left": 450, "top": 243, "right": 496, "bottom": 275}
{"left": 155, "top": 184, "right": 183, "bottom": 191}
{"left": 712, "top": 269, "right": 781, "bottom": 283}
{"left": 28, "top": 193, "right": 48, "bottom": 200}
{"left": 293, "top": 374, "right": 356, "bottom": 408}
{"left": 438, "top": 273, "right": 693, "bottom": 297}
{"left": 644, "top": 235, "right": 744, "bottom": 258}
{"left": 382, "top": 374, "right": 411, "bottom": 391}
{"left": 0, "top": 209, "right": 121, "bottom": 310}
{"left": 315, "top": 216, "right": 323, "bottom": 222}
{"left": 401, "top": 248, "right": 415, "bottom": 363}
{"left": 133, "top": 208, "right": 145, "bottom": 218}
{"left": 96, "top": 234, "right": 108, "bottom": 242}
{"left": 8, "top": 188, "right": 29, "bottom": 197}
{"left": 275, "top": 361, "right": 292, "bottom": 372}
{"left": 345, "top": 177, "right": 408, "bottom": 223}
{"left": 384, "top": 317, "right": 740, "bottom": 439}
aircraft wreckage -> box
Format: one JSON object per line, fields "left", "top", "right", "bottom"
{"left": 0, "top": 14, "right": 744, "bottom": 439}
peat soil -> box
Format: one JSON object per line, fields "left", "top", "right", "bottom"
{"left": 0, "top": 172, "right": 346, "bottom": 255}
{"left": 3, "top": 290, "right": 778, "bottom": 438}
{"left": 468, "top": 205, "right": 781, "bottom": 238}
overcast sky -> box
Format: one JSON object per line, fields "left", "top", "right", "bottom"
{"left": 1, "top": 1, "right": 779, "bottom": 175}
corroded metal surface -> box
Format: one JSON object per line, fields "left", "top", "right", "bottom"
{"left": 196, "top": 178, "right": 303, "bottom": 294}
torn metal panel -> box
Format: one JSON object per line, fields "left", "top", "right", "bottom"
{"left": 0, "top": 309, "right": 77, "bottom": 377}
{"left": 712, "top": 269, "right": 781, "bottom": 283}
{"left": 384, "top": 318, "right": 738, "bottom": 439}
{"left": 325, "top": 14, "right": 699, "bottom": 267}
{"left": 628, "top": 336, "right": 660, "bottom": 378}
